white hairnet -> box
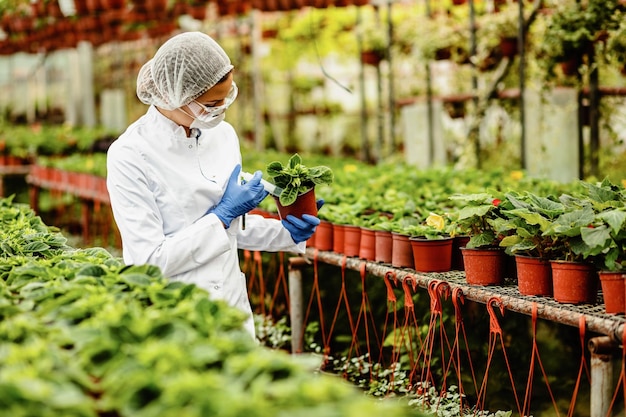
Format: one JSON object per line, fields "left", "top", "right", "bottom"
{"left": 136, "top": 32, "right": 234, "bottom": 110}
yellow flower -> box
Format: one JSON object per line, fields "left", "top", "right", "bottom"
{"left": 426, "top": 213, "right": 445, "bottom": 231}
{"left": 622, "top": 179, "right": 626, "bottom": 189}
{"left": 344, "top": 164, "right": 357, "bottom": 173}
{"left": 510, "top": 170, "right": 524, "bottom": 181}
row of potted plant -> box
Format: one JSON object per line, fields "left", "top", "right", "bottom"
{"left": 17, "top": 147, "right": 626, "bottom": 314}
{"left": 243, "top": 150, "right": 625, "bottom": 314}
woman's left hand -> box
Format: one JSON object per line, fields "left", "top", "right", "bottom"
{"left": 282, "top": 214, "right": 321, "bottom": 244}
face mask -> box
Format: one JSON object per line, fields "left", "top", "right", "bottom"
{"left": 182, "top": 82, "right": 238, "bottom": 130}
{"left": 190, "top": 112, "right": 225, "bottom": 129}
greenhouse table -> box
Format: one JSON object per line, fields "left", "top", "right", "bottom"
{"left": 293, "top": 248, "right": 626, "bottom": 417}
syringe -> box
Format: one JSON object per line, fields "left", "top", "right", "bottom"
{"left": 240, "top": 171, "right": 283, "bottom": 198}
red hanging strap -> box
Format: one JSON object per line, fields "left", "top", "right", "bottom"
{"left": 567, "top": 316, "right": 589, "bottom": 417}
{"left": 476, "top": 297, "right": 522, "bottom": 416}
{"left": 268, "top": 252, "right": 288, "bottom": 316}
{"left": 384, "top": 271, "right": 398, "bottom": 303}
{"left": 450, "top": 287, "right": 477, "bottom": 412}
{"left": 523, "top": 303, "right": 560, "bottom": 417}
{"left": 302, "top": 249, "right": 331, "bottom": 361}
{"left": 379, "top": 271, "right": 399, "bottom": 366}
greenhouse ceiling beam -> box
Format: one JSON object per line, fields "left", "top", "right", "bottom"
{"left": 304, "top": 248, "right": 626, "bottom": 345}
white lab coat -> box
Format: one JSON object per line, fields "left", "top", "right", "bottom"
{"left": 106, "top": 106, "right": 305, "bottom": 337}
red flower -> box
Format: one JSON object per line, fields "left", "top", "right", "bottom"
{"left": 492, "top": 198, "right": 501, "bottom": 206}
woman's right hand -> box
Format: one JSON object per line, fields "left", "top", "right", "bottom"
{"left": 209, "top": 165, "right": 268, "bottom": 228}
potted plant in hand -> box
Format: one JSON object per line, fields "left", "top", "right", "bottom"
{"left": 266, "top": 153, "right": 333, "bottom": 220}
{"left": 448, "top": 192, "right": 513, "bottom": 285}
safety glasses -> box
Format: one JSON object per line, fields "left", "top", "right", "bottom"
{"left": 187, "top": 82, "right": 238, "bottom": 119}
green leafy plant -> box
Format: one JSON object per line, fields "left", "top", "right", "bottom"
{"left": 266, "top": 153, "right": 334, "bottom": 207}
{"left": 573, "top": 179, "right": 626, "bottom": 271}
{"left": 404, "top": 213, "right": 452, "bottom": 240}
{"left": 498, "top": 191, "right": 562, "bottom": 259}
{"left": 447, "top": 193, "right": 513, "bottom": 248}
{"left": 537, "top": 0, "right": 622, "bottom": 82}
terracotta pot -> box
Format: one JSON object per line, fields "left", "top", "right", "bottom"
{"left": 313, "top": 220, "right": 333, "bottom": 251}
{"left": 361, "top": 50, "right": 384, "bottom": 66}
{"left": 306, "top": 228, "right": 316, "bottom": 248}
{"left": 374, "top": 230, "right": 393, "bottom": 264}
{"left": 332, "top": 224, "right": 345, "bottom": 254}
{"left": 461, "top": 247, "right": 506, "bottom": 286}
{"left": 359, "top": 228, "right": 376, "bottom": 260}
{"left": 273, "top": 188, "right": 317, "bottom": 220}
{"left": 391, "top": 233, "right": 414, "bottom": 269}
{"left": 499, "top": 36, "right": 518, "bottom": 58}
{"left": 599, "top": 271, "right": 625, "bottom": 314}
{"left": 550, "top": 261, "right": 598, "bottom": 305}
{"left": 343, "top": 225, "right": 361, "bottom": 257}
{"left": 515, "top": 255, "right": 552, "bottom": 297}
{"left": 409, "top": 237, "right": 453, "bottom": 273}
{"left": 452, "top": 235, "right": 470, "bottom": 271}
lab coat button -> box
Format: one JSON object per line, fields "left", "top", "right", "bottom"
{"left": 214, "top": 285, "right": 220, "bottom": 290}
{"left": 188, "top": 145, "right": 192, "bottom": 149}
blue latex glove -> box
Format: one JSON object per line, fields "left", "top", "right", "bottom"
{"left": 282, "top": 214, "right": 321, "bottom": 244}
{"left": 210, "top": 165, "right": 268, "bottom": 228}
{"left": 316, "top": 199, "right": 325, "bottom": 210}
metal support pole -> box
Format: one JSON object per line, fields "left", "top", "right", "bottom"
{"left": 518, "top": 0, "right": 526, "bottom": 169}
{"left": 357, "top": 6, "right": 370, "bottom": 163}
{"left": 288, "top": 257, "right": 308, "bottom": 355}
{"left": 386, "top": 0, "right": 395, "bottom": 158}
{"left": 424, "top": 0, "right": 434, "bottom": 165}
{"left": 588, "top": 336, "right": 616, "bottom": 417}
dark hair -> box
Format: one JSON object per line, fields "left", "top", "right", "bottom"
{"left": 216, "top": 69, "right": 233, "bottom": 85}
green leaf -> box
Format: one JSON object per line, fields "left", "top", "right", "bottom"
{"left": 581, "top": 224, "right": 612, "bottom": 250}
{"left": 597, "top": 209, "right": 626, "bottom": 234}
{"left": 279, "top": 187, "right": 299, "bottom": 206}
{"left": 120, "top": 273, "right": 152, "bottom": 288}
{"left": 288, "top": 153, "right": 302, "bottom": 169}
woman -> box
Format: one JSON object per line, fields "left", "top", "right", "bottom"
{"left": 106, "top": 32, "right": 320, "bottom": 337}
